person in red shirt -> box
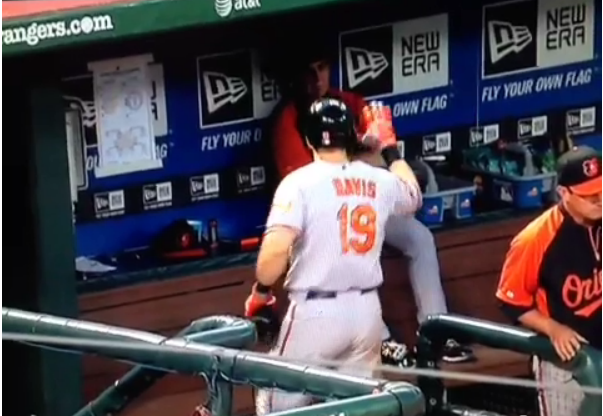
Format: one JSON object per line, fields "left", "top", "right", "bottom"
{"left": 268, "top": 45, "right": 474, "bottom": 364}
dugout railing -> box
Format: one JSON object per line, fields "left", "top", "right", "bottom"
{"left": 3, "top": 307, "right": 601, "bottom": 416}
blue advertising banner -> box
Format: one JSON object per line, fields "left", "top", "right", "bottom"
{"left": 477, "top": 0, "right": 600, "bottom": 125}
{"left": 336, "top": 12, "right": 477, "bottom": 142}
{"left": 66, "top": 0, "right": 601, "bottom": 260}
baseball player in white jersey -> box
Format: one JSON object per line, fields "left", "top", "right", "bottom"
{"left": 244, "top": 98, "right": 422, "bottom": 415}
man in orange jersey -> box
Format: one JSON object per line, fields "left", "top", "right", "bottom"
{"left": 496, "top": 146, "right": 602, "bottom": 416}
{"left": 269, "top": 42, "right": 474, "bottom": 364}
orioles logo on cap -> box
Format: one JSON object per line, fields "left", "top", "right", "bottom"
{"left": 583, "top": 158, "right": 599, "bottom": 178}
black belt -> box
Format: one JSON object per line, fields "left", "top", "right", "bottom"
{"left": 305, "top": 287, "right": 377, "bottom": 300}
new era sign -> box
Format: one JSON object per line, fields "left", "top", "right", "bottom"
{"left": 344, "top": 47, "right": 389, "bottom": 89}
{"left": 566, "top": 107, "right": 596, "bottom": 134}
{"left": 340, "top": 14, "right": 449, "bottom": 97}
{"left": 340, "top": 25, "right": 394, "bottom": 97}
{"left": 198, "top": 50, "right": 253, "bottom": 127}
{"left": 517, "top": 115, "right": 548, "bottom": 139}
{"left": 203, "top": 72, "right": 247, "bottom": 114}
{"left": 190, "top": 174, "right": 220, "bottom": 202}
{"left": 197, "top": 49, "right": 281, "bottom": 128}
{"left": 482, "top": 0, "right": 594, "bottom": 78}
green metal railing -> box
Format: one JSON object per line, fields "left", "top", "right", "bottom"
{"left": 5, "top": 308, "right": 599, "bottom": 416}
{"left": 2, "top": 308, "right": 425, "bottom": 416}
{"left": 415, "top": 314, "right": 602, "bottom": 416}
{"left": 74, "top": 315, "right": 258, "bottom": 416}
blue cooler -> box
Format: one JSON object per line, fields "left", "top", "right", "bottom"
{"left": 418, "top": 176, "right": 477, "bottom": 225}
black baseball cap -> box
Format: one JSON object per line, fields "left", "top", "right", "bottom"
{"left": 556, "top": 146, "right": 602, "bottom": 196}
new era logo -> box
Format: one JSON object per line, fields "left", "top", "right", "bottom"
{"left": 190, "top": 174, "right": 219, "bottom": 196}
{"left": 470, "top": 127, "right": 484, "bottom": 147}
{"left": 143, "top": 185, "right": 157, "bottom": 202}
{"left": 190, "top": 177, "right": 205, "bottom": 196}
{"left": 567, "top": 110, "right": 581, "bottom": 128}
{"left": 487, "top": 20, "right": 532, "bottom": 63}
{"left": 518, "top": 116, "right": 547, "bottom": 139}
{"left": 94, "top": 190, "right": 124, "bottom": 215}
{"left": 237, "top": 171, "right": 251, "bottom": 186}
{"left": 423, "top": 132, "right": 451, "bottom": 155}
{"left": 95, "top": 194, "right": 110, "bottom": 212}
{"left": 482, "top": 0, "right": 538, "bottom": 78}
{"left": 423, "top": 136, "right": 437, "bottom": 154}
{"left": 197, "top": 50, "right": 254, "bottom": 127}
{"left": 203, "top": 71, "right": 248, "bottom": 114}
{"left": 143, "top": 182, "right": 172, "bottom": 205}
{"left": 566, "top": 107, "right": 596, "bottom": 134}
{"left": 339, "top": 25, "right": 393, "bottom": 97}
{"left": 518, "top": 120, "right": 532, "bottom": 137}
{"left": 344, "top": 47, "right": 389, "bottom": 88}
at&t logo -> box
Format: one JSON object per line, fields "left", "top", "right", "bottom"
{"left": 215, "top": 0, "right": 261, "bottom": 18}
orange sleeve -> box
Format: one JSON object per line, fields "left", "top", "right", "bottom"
{"left": 496, "top": 235, "right": 542, "bottom": 308}
{"left": 271, "top": 105, "right": 313, "bottom": 181}
{"left": 496, "top": 207, "right": 563, "bottom": 308}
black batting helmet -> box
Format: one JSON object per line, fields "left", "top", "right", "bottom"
{"left": 303, "top": 98, "right": 357, "bottom": 151}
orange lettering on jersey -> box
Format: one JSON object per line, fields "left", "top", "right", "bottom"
{"left": 367, "top": 181, "right": 376, "bottom": 198}
{"left": 562, "top": 269, "right": 602, "bottom": 317}
{"left": 333, "top": 178, "right": 345, "bottom": 196}
{"left": 332, "top": 178, "right": 376, "bottom": 199}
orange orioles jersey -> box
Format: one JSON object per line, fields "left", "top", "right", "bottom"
{"left": 496, "top": 205, "right": 602, "bottom": 349}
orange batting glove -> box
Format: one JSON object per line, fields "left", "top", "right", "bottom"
{"left": 244, "top": 283, "right": 276, "bottom": 318}
{"left": 360, "top": 102, "right": 397, "bottom": 150}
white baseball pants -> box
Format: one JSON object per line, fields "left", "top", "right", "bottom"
{"left": 381, "top": 215, "right": 447, "bottom": 340}
{"left": 533, "top": 356, "right": 584, "bottom": 416}
{"left": 255, "top": 290, "right": 383, "bottom": 415}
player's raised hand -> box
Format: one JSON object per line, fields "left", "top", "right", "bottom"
{"left": 548, "top": 322, "right": 588, "bottom": 361}
{"left": 359, "top": 101, "right": 397, "bottom": 150}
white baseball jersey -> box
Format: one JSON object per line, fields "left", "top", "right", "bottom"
{"left": 265, "top": 159, "right": 420, "bottom": 292}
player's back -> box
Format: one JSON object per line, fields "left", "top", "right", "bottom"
{"left": 285, "top": 160, "right": 397, "bottom": 292}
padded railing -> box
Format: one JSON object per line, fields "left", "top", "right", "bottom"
{"left": 416, "top": 314, "right": 602, "bottom": 416}
{"left": 2, "top": 307, "right": 425, "bottom": 416}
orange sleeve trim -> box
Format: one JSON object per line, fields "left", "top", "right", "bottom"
{"left": 271, "top": 104, "right": 313, "bottom": 181}
{"left": 496, "top": 206, "right": 564, "bottom": 310}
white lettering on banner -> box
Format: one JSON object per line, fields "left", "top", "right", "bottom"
{"left": 223, "top": 130, "right": 252, "bottom": 148}
{"left": 201, "top": 128, "right": 262, "bottom": 151}
{"left": 392, "top": 94, "right": 448, "bottom": 117}
{"left": 85, "top": 143, "right": 169, "bottom": 172}
{"left": 481, "top": 68, "right": 592, "bottom": 102}
{"left": 536, "top": 0, "right": 594, "bottom": 68}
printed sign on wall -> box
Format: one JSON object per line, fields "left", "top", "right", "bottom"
{"left": 340, "top": 14, "right": 449, "bottom": 98}
{"left": 63, "top": 64, "right": 170, "bottom": 190}
{"left": 479, "top": 0, "right": 598, "bottom": 121}
{"left": 337, "top": 12, "right": 476, "bottom": 139}
{"left": 197, "top": 49, "right": 280, "bottom": 128}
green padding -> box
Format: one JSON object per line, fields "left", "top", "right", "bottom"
{"left": 3, "top": 308, "right": 425, "bottom": 416}
{"left": 72, "top": 315, "right": 257, "bottom": 416}
{"left": 2, "top": 0, "right": 363, "bottom": 57}
{"left": 418, "top": 314, "right": 602, "bottom": 416}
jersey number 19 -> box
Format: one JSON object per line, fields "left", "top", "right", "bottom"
{"left": 337, "top": 203, "right": 377, "bottom": 254}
